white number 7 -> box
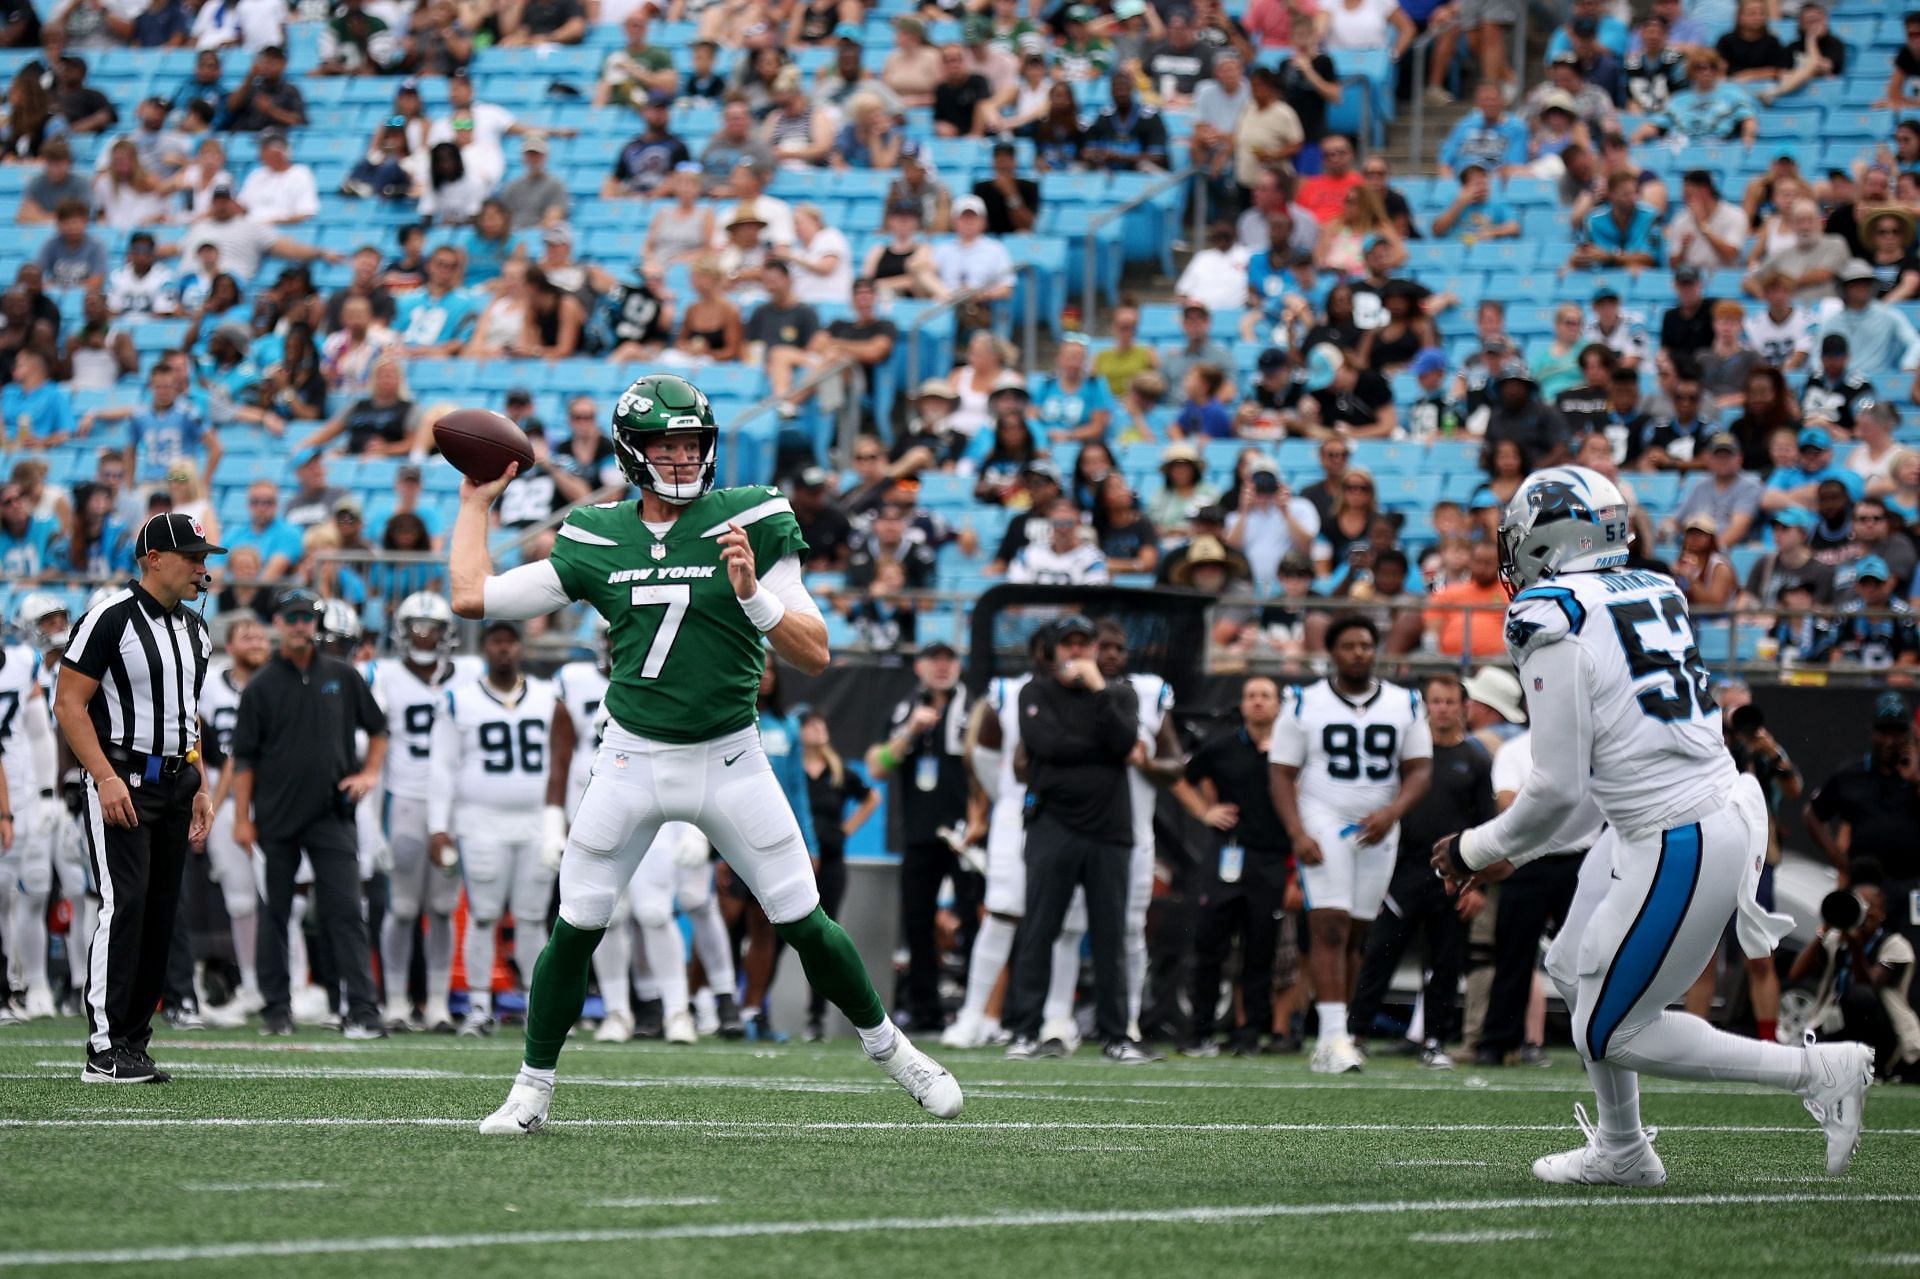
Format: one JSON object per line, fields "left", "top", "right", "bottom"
{"left": 629, "top": 584, "right": 691, "bottom": 678}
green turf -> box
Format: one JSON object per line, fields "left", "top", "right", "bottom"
{"left": 1, "top": 1020, "right": 1914, "bottom": 1277}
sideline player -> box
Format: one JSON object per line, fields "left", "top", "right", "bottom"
{"left": 13, "top": 593, "right": 93, "bottom": 1010}
{"left": 1434, "top": 465, "right": 1874, "bottom": 1184}
{"left": 451, "top": 373, "right": 961, "bottom": 1131}
{"left": 1270, "top": 614, "right": 1432, "bottom": 1074}
{"left": 428, "top": 620, "right": 563, "bottom": 1036}
{"left": 365, "top": 592, "right": 471, "bottom": 1032}
{"left": 0, "top": 623, "right": 57, "bottom": 1019}
{"left": 198, "top": 615, "right": 271, "bottom": 1020}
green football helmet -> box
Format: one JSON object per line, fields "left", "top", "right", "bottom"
{"left": 610, "top": 373, "right": 717, "bottom": 504}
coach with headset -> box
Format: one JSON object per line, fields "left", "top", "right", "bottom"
{"left": 55, "top": 513, "right": 222, "bottom": 1084}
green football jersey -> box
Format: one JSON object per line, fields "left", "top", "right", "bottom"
{"left": 546, "top": 486, "right": 809, "bottom": 745}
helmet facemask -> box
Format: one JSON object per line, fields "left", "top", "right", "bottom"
{"left": 616, "top": 426, "right": 717, "bottom": 505}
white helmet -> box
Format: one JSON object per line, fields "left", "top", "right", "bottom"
{"left": 84, "top": 585, "right": 120, "bottom": 617}
{"left": 317, "top": 599, "right": 363, "bottom": 657}
{"left": 15, "top": 591, "right": 72, "bottom": 652}
{"left": 1497, "top": 465, "right": 1633, "bottom": 597}
{"left": 393, "top": 592, "right": 455, "bottom": 664}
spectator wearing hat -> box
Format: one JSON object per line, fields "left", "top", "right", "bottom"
{"left": 594, "top": 9, "right": 678, "bottom": 109}
{"left": 1859, "top": 207, "right": 1920, "bottom": 304}
{"left": 160, "top": 183, "right": 341, "bottom": 283}
{"left": 1245, "top": 347, "right": 1303, "bottom": 424}
{"left": 1583, "top": 288, "right": 1649, "bottom": 370}
{"left": 1480, "top": 359, "right": 1570, "bottom": 464}
{"left": 1571, "top": 170, "right": 1663, "bottom": 271}
{"left": 1403, "top": 348, "right": 1464, "bottom": 440}
{"left": 884, "top": 141, "right": 953, "bottom": 233}
{"left": 1223, "top": 458, "right": 1319, "bottom": 593}
{"left": 1837, "top": 557, "right": 1919, "bottom": 667}
{"left": 1667, "top": 432, "right": 1763, "bottom": 546}
{"left": 970, "top": 140, "right": 1039, "bottom": 237}
{"left": 788, "top": 467, "right": 853, "bottom": 571}
{"left": 1849, "top": 495, "right": 1917, "bottom": 594}
{"left": 761, "top": 66, "right": 838, "bottom": 167}
{"left": 1761, "top": 425, "right": 1867, "bottom": 513}
{"left": 888, "top": 378, "right": 967, "bottom": 476}
{"left": 1432, "top": 164, "right": 1519, "bottom": 242}
{"left": 1818, "top": 260, "right": 1920, "bottom": 374}
{"left": 281, "top": 449, "right": 349, "bottom": 532}
{"left": 933, "top": 196, "right": 1014, "bottom": 319}
{"left": 1672, "top": 512, "right": 1739, "bottom": 608}
{"left": 1665, "top": 168, "right": 1747, "bottom": 271}
{"left": 1629, "top": 49, "right": 1756, "bottom": 146}
{"left": 1800, "top": 334, "right": 1877, "bottom": 431}
{"left": 1147, "top": 442, "right": 1219, "bottom": 530}
{"left": 1659, "top": 264, "right": 1717, "bottom": 360}
{"left": 863, "top": 200, "right": 948, "bottom": 300}
{"left": 603, "top": 96, "right": 689, "bottom": 202}
{"left": 882, "top": 15, "right": 944, "bottom": 108}
{"left": 1525, "top": 51, "right": 1617, "bottom": 137}
{"left": 1741, "top": 505, "right": 1836, "bottom": 607}
{"left": 492, "top": 135, "right": 568, "bottom": 229}
{"left": 1437, "top": 83, "right": 1528, "bottom": 181}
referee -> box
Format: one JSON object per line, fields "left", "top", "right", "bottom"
{"left": 55, "top": 512, "right": 221, "bottom": 1084}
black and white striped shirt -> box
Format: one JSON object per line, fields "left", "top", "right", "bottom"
{"left": 63, "top": 581, "right": 213, "bottom": 758}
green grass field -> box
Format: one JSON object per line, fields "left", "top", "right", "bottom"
{"left": 1, "top": 1021, "right": 1915, "bottom": 1278}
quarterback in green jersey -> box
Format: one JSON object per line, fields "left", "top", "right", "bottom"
{"left": 450, "top": 373, "right": 962, "bottom": 1132}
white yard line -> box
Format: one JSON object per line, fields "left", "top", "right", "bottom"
{"left": 1408, "top": 1230, "right": 1551, "bottom": 1244}
{"left": 1385, "top": 1159, "right": 1490, "bottom": 1167}
{"left": 588, "top": 1197, "right": 723, "bottom": 1209}
{"left": 178, "top": 1181, "right": 331, "bottom": 1193}
{"left": 0, "top": 1193, "right": 1912, "bottom": 1268}
{"left": 6, "top": 1116, "right": 1920, "bottom": 1137}
{"left": 1858, "top": 1255, "right": 1920, "bottom": 1268}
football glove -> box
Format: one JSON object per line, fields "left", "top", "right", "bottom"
{"left": 540, "top": 805, "right": 568, "bottom": 871}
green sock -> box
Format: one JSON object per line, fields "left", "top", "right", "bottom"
{"left": 522, "top": 918, "right": 605, "bottom": 1070}
{"left": 775, "top": 907, "right": 886, "bottom": 1030}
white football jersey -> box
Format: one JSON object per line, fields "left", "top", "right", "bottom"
{"left": 197, "top": 665, "right": 249, "bottom": 780}
{"left": 986, "top": 673, "right": 1030, "bottom": 810}
{"left": 1462, "top": 568, "right": 1736, "bottom": 869}
{"left": 553, "top": 659, "right": 610, "bottom": 811}
{"left": 364, "top": 656, "right": 472, "bottom": 801}
{"left": 1269, "top": 677, "right": 1432, "bottom": 824}
{"left": 0, "top": 644, "right": 43, "bottom": 796}
{"left": 1743, "top": 307, "right": 1816, "bottom": 370}
{"left": 1006, "top": 541, "right": 1110, "bottom": 585}
{"left": 1128, "top": 672, "right": 1174, "bottom": 852}
{"left": 429, "top": 676, "right": 560, "bottom": 830}
{"left": 1490, "top": 728, "right": 1605, "bottom": 854}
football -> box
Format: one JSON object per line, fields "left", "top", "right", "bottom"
{"left": 433, "top": 408, "right": 537, "bottom": 483}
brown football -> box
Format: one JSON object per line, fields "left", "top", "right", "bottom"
{"left": 433, "top": 408, "right": 537, "bottom": 483}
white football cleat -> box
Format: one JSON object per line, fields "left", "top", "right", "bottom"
{"left": 1531, "top": 1104, "right": 1667, "bottom": 1187}
{"left": 290, "top": 985, "right": 331, "bottom": 1022}
{"left": 478, "top": 1078, "right": 552, "bottom": 1135}
{"left": 1038, "top": 1016, "right": 1081, "bottom": 1054}
{"left": 457, "top": 1010, "right": 494, "bottom": 1038}
{"left": 594, "top": 1009, "right": 634, "bottom": 1043}
{"left": 233, "top": 988, "right": 266, "bottom": 1016}
{"left": 870, "top": 1028, "right": 964, "bottom": 1119}
{"left": 664, "top": 1010, "right": 698, "bottom": 1044}
{"left": 423, "top": 998, "right": 455, "bottom": 1034}
{"left": 382, "top": 998, "right": 416, "bottom": 1031}
{"left": 198, "top": 1000, "right": 248, "bottom": 1029}
{"left": 1310, "top": 1037, "right": 1364, "bottom": 1074}
{"left": 1799, "top": 1035, "right": 1875, "bottom": 1176}
{"left": 940, "top": 1012, "right": 985, "bottom": 1049}
{"left": 20, "top": 986, "right": 57, "bottom": 1021}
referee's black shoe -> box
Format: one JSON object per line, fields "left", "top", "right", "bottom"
{"left": 81, "top": 1047, "right": 159, "bottom": 1084}
{"left": 128, "top": 1048, "right": 173, "bottom": 1083}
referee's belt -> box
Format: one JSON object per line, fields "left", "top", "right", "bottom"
{"left": 105, "top": 746, "right": 194, "bottom": 782}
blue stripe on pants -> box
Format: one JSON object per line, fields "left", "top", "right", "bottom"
{"left": 1584, "top": 823, "right": 1703, "bottom": 1062}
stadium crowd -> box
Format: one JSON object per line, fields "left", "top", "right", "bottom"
{"left": 0, "top": 0, "right": 1919, "bottom": 1068}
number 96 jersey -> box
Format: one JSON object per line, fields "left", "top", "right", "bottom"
{"left": 426, "top": 677, "right": 560, "bottom": 838}
{"left": 1269, "top": 677, "right": 1431, "bottom": 826}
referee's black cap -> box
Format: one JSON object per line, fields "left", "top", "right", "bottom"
{"left": 134, "top": 511, "right": 226, "bottom": 558}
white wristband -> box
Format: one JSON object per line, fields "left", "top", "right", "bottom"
{"left": 740, "top": 585, "right": 786, "bottom": 632}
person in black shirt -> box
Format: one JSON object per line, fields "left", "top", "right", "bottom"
{"left": 789, "top": 467, "right": 852, "bottom": 570}
{"left": 229, "top": 589, "right": 389, "bottom": 1037}
{"left": 225, "top": 46, "right": 307, "bottom": 133}
{"left": 1003, "top": 616, "right": 1152, "bottom": 1061}
{"left": 1172, "top": 676, "right": 1294, "bottom": 1056}
{"left": 1276, "top": 24, "right": 1340, "bottom": 144}
{"left": 864, "top": 642, "right": 973, "bottom": 1032}
{"left": 1716, "top": 0, "right": 1794, "bottom": 84}
{"left": 1624, "top": 15, "right": 1688, "bottom": 115}
{"left": 1348, "top": 674, "right": 1494, "bottom": 1064}
{"left": 799, "top": 709, "right": 880, "bottom": 1041}
{"left": 1799, "top": 335, "right": 1875, "bottom": 430}
{"left": 1082, "top": 71, "right": 1169, "bottom": 172}
{"left": 1806, "top": 693, "right": 1920, "bottom": 942}
{"left": 972, "top": 142, "right": 1040, "bottom": 236}
{"left": 846, "top": 502, "right": 938, "bottom": 589}
{"left": 52, "top": 56, "right": 117, "bottom": 134}
{"left": 932, "top": 44, "right": 993, "bottom": 137}
{"left": 1305, "top": 354, "right": 1396, "bottom": 435}
{"left": 1144, "top": 11, "right": 1215, "bottom": 101}
{"left": 1553, "top": 343, "right": 1618, "bottom": 438}
{"left": 988, "top": 460, "right": 1064, "bottom": 572}
{"left": 1658, "top": 266, "right": 1715, "bottom": 358}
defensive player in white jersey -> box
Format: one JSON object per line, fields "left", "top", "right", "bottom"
{"left": 0, "top": 634, "right": 58, "bottom": 1019}
{"left": 1094, "top": 620, "right": 1183, "bottom": 1040}
{"left": 11, "top": 592, "right": 91, "bottom": 1012}
{"left": 1270, "top": 614, "right": 1432, "bottom": 1074}
{"left": 427, "top": 620, "right": 565, "bottom": 1036}
{"left": 198, "top": 615, "right": 270, "bottom": 1020}
{"left": 365, "top": 592, "right": 471, "bottom": 1033}
{"left": 1434, "top": 465, "right": 1874, "bottom": 1184}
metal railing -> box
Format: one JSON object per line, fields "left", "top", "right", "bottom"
{"left": 718, "top": 355, "right": 861, "bottom": 487}
{"left": 901, "top": 264, "right": 1041, "bottom": 398}
{"left": 1406, "top": 6, "right": 1531, "bottom": 172}
{"left": 1080, "top": 164, "right": 1197, "bottom": 333}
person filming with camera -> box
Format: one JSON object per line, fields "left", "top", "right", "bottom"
{"left": 1787, "top": 861, "right": 1920, "bottom": 1080}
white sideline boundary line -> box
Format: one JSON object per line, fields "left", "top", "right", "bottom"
{"left": 179, "top": 1181, "right": 331, "bottom": 1193}
{"left": 1408, "top": 1230, "right": 1551, "bottom": 1243}
{"left": 589, "top": 1197, "right": 723, "bottom": 1209}
{"left": 6, "top": 1116, "right": 1920, "bottom": 1136}
{"left": 0, "top": 1193, "right": 1912, "bottom": 1268}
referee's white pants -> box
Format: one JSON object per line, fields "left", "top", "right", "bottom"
{"left": 559, "top": 722, "right": 820, "bottom": 932}
{"left": 1546, "top": 777, "right": 1806, "bottom": 1089}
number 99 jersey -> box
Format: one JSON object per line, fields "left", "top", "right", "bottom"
{"left": 1500, "top": 570, "right": 1734, "bottom": 836}
{"left": 426, "top": 677, "right": 560, "bottom": 837}
{"left": 1269, "top": 677, "right": 1432, "bottom": 826}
